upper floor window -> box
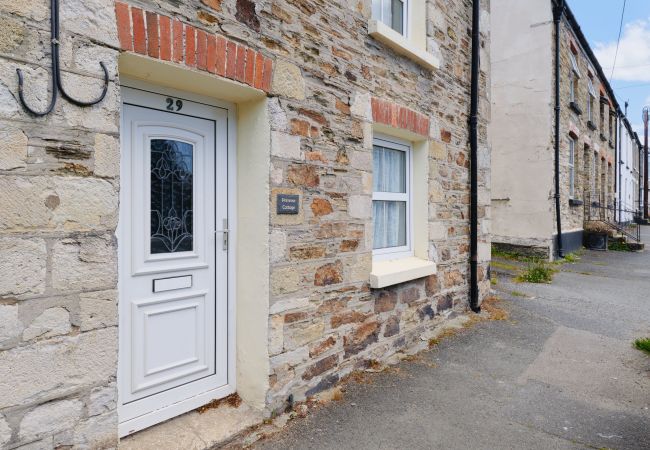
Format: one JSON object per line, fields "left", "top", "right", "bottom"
{"left": 372, "top": 0, "right": 408, "bottom": 36}
{"left": 569, "top": 53, "right": 581, "bottom": 103}
{"left": 587, "top": 78, "right": 596, "bottom": 122}
{"left": 373, "top": 136, "right": 412, "bottom": 260}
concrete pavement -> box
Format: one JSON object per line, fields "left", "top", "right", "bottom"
{"left": 253, "top": 229, "right": 650, "bottom": 450}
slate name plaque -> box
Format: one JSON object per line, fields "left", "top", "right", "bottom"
{"left": 277, "top": 194, "right": 300, "bottom": 215}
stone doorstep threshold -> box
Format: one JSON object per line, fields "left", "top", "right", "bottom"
{"left": 119, "top": 402, "right": 266, "bottom": 450}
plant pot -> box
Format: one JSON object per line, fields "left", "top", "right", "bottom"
{"left": 584, "top": 232, "right": 608, "bottom": 251}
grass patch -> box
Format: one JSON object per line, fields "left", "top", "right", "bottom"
{"left": 516, "top": 260, "right": 556, "bottom": 284}
{"left": 491, "top": 260, "right": 520, "bottom": 272}
{"left": 608, "top": 240, "right": 633, "bottom": 252}
{"left": 510, "top": 290, "right": 527, "bottom": 298}
{"left": 633, "top": 338, "right": 650, "bottom": 355}
{"left": 562, "top": 252, "right": 581, "bottom": 263}
{"left": 490, "top": 276, "right": 498, "bottom": 286}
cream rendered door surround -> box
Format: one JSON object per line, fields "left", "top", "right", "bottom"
{"left": 118, "top": 82, "right": 235, "bottom": 436}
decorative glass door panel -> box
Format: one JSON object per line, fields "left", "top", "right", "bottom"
{"left": 150, "top": 139, "right": 194, "bottom": 254}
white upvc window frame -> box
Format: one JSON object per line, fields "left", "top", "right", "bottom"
{"left": 372, "top": 134, "right": 413, "bottom": 261}
{"left": 568, "top": 137, "right": 575, "bottom": 199}
{"left": 372, "top": 0, "right": 409, "bottom": 38}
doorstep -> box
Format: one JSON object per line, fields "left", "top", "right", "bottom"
{"left": 119, "top": 401, "right": 266, "bottom": 450}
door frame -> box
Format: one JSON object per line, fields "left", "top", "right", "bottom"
{"left": 117, "top": 78, "right": 237, "bottom": 437}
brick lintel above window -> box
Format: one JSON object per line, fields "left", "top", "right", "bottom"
{"left": 371, "top": 98, "right": 430, "bottom": 137}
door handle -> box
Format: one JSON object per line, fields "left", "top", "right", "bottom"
{"left": 215, "top": 219, "right": 229, "bottom": 251}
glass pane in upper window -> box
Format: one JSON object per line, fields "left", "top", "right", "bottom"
{"left": 588, "top": 78, "right": 596, "bottom": 97}
{"left": 150, "top": 139, "right": 194, "bottom": 254}
{"left": 372, "top": 0, "right": 381, "bottom": 23}
{"left": 569, "top": 53, "right": 581, "bottom": 76}
{"left": 372, "top": 0, "right": 406, "bottom": 35}
{"left": 373, "top": 200, "right": 407, "bottom": 249}
{"left": 382, "top": 0, "right": 392, "bottom": 31}
{"left": 391, "top": 0, "right": 404, "bottom": 35}
{"left": 373, "top": 145, "right": 406, "bottom": 193}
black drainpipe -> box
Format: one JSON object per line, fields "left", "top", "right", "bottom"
{"left": 553, "top": 0, "right": 565, "bottom": 259}
{"left": 469, "top": 0, "right": 480, "bottom": 313}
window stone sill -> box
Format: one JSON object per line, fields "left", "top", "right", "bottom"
{"left": 370, "top": 256, "right": 436, "bottom": 289}
{"left": 569, "top": 102, "right": 582, "bottom": 115}
{"left": 368, "top": 20, "right": 440, "bottom": 71}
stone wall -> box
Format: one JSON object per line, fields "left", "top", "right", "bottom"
{"left": 0, "top": 0, "right": 121, "bottom": 447}
{"left": 556, "top": 18, "right": 616, "bottom": 238}
{"left": 257, "top": 0, "right": 492, "bottom": 410}
{"left": 0, "top": 0, "right": 491, "bottom": 446}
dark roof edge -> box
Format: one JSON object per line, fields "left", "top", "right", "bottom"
{"left": 623, "top": 116, "right": 642, "bottom": 148}
{"left": 553, "top": 1, "right": 622, "bottom": 115}
{"left": 556, "top": 1, "right": 642, "bottom": 148}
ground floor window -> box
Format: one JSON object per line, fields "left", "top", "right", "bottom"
{"left": 372, "top": 136, "right": 412, "bottom": 260}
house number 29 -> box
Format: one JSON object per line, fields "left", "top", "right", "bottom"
{"left": 165, "top": 97, "right": 183, "bottom": 112}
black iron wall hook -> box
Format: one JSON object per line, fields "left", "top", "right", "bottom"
{"left": 16, "top": 0, "right": 109, "bottom": 117}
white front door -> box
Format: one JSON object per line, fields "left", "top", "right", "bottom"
{"left": 119, "top": 84, "right": 232, "bottom": 436}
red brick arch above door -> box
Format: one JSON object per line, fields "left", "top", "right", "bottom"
{"left": 114, "top": 2, "right": 273, "bottom": 92}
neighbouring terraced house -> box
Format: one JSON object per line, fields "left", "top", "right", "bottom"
{"left": 0, "top": 0, "right": 491, "bottom": 447}
{"left": 490, "top": 0, "right": 642, "bottom": 259}
{"left": 618, "top": 112, "right": 643, "bottom": 224}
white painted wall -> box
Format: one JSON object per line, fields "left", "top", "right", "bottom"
{"left": 619, "top": 123, "right": 639, "bottom": 222}
{"left": 490, "top": 0, "right": 555, "bottom": 246}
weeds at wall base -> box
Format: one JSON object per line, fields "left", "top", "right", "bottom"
{"left": 516, "top": 261, "right": 556, "bottom": 284}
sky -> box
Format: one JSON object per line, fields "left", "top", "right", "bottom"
{"left": 567, "top": 0, "right": 650, "bottom": 139}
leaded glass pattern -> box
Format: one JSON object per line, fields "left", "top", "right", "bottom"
{"left": 150, "top": 139, "right": 194, "bottom": 254}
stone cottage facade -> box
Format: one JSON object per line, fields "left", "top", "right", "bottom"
{"left": 491, "top": 0, "right": 619, "bottom": 258}
{"left": 0, "top": 0, "right": 491, "bottom": 447}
